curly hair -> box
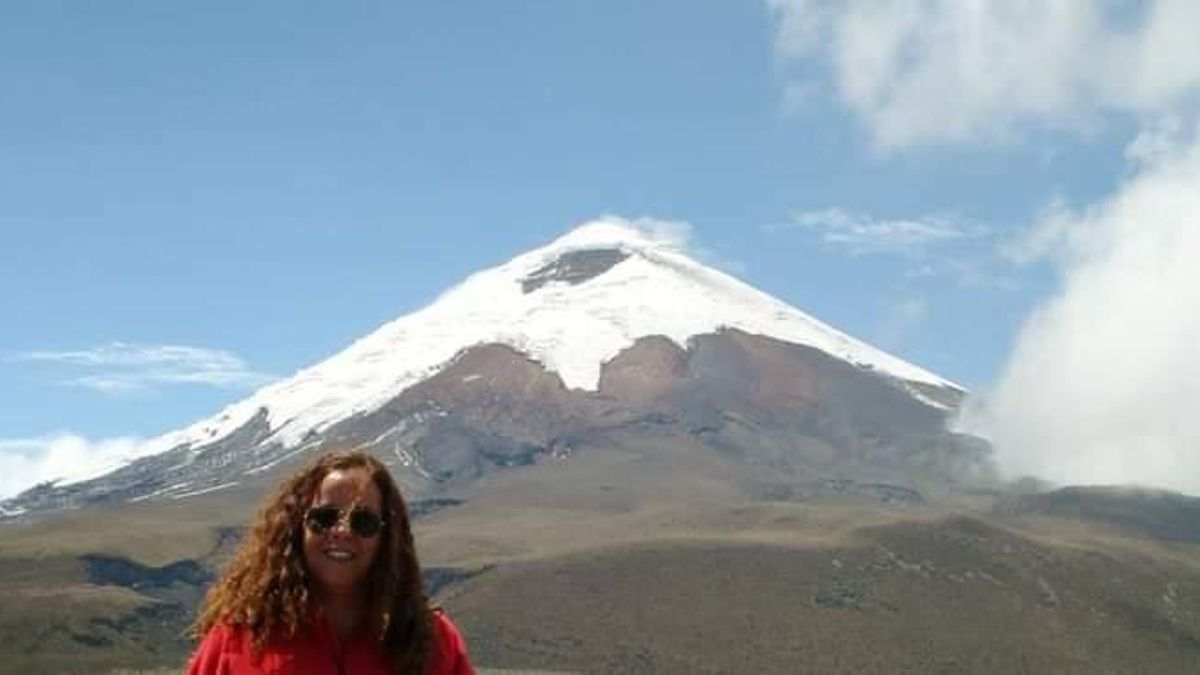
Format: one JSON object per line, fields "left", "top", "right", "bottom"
{"left": 193, "top": 449, "right": 435, "bottom": 674}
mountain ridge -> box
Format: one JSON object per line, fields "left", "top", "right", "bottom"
{"left": 3, "top": 218, "right": 962, "bottom": 513}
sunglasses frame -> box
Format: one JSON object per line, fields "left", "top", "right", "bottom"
{"left": 304, "top": 504, "right": 386, "bottom": 539}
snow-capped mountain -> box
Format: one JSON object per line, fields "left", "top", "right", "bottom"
{"left": 3, "top": 218, "right": 976, "bottom": 516}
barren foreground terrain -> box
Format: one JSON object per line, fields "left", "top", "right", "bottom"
{"left": 3, "top": 438, "right": 1199, "bottom": 674}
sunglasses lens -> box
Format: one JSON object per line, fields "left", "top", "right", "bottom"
{"left": 305, "top": 505, "right": 383, "bottom": 538}
{"left": 305, "top": 506, "right": 340, "bottom": 533}
{"left": 349, "top": 509, "right": 383, "bottom": 538}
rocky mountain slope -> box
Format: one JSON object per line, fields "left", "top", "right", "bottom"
{"left": 3, "top": 218, "right": 970, "bottom": 517}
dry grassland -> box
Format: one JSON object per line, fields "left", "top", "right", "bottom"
{"left": 442, "top": 521, "right": 1200, "bottom": 674}
{"left": 3, "top": 440, "right": 1200, "bottom": 674}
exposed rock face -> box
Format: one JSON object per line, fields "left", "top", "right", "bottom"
{"left": 309, "top": 327, "right": 986, "bottom": 501}
{"left": 3, "top": 329, "right": 987, "bottom": 518}
{"left": 521, "top": 248, "right": 630, "bottom": 293}
{"left": 597, "top": 335, "right": 689, "bottom": 405}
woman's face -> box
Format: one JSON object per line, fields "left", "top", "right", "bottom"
{"left": 302, "top": 467, "right": 383, "bottom": 597}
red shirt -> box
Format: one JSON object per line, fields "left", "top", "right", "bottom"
{"left": 187, "top": 609, "right": 474, "bottom": 675}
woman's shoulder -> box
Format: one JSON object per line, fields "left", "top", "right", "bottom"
{"left": 198, "top": 622, "right": 252, "bottom": 649}
{"left": 187, "top": 623, "right": 253, "bottom": 674}
{"left": 429, "top": 609, "right": 474, "bottom": 675}
{"left": 432, "top": 608, "right": 462, "bottom": 638}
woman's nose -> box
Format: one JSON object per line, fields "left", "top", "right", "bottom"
{"left": 328, "top": 514, "right": 353, "bottom": 536}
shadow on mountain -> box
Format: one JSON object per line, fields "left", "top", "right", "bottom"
{"left": 995, "top": 485, "right": 1200, "bottom": 544}
{"left": 445, "top": 514, "right": 1200, "bottom": 674}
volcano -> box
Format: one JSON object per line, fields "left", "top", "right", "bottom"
{"left": 3, "top": 218, "right": 980, "bottom": 516}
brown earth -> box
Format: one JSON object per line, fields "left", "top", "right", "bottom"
{"left": 3, "top": 435, "right": 1200, "bottom": 674}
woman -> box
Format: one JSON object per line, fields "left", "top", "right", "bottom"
{"left": 188, "top": 449, "right": 474, "bottom": 674}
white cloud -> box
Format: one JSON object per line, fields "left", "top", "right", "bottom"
{"left": 777, "top": 207, "right": 985, "bottom": 255}
{"left": 768, "top": 0, "right": 1200, "bottom": 149}
{"left": 1000, "top": 198, "right": 1079, "bottom": 265}
{"left": 1125, "top": 114, "right": 1187, "bottom": 167}
{"left": 770, "top": 207, "right": 1017, "bottom": 289}
{"left": 16, "top": 342, "right": 276, "bottom": 394}
{"left": 0, "top": 433, "right": 146, "bottom": 500}
{"left": 875, "top": 296, "right": 929, "bottom": 349}
{"left": 612, "top": 214, "right": 747, "bottom": 275}
{"left": 958, "top": 120, "right": 1200, "bottom": 494}
{"left": 766, "top": 1, "right": 1200, "bottom": 493}
{"left": 620, "top": 215, "right": 695, "bottom": 251}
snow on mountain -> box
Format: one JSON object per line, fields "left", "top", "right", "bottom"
{"left": 48, "top": 217, "right": 959, "bottom": 488}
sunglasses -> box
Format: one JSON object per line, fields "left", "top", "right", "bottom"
{"left": 304, "top": 504, "right": 385, "bottom": 538}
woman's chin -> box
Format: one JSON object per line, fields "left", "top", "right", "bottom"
{"left": 311, "top": 568, "right": 370, "bottom": 596}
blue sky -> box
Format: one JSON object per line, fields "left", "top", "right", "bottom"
{"left": 3, "top": 1, "right": 1199, "bottom": 497}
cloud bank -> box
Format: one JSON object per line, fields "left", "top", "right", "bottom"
{"left": 959, "top": 123, "right": 1200, "bottom": 493}
{"left": 768, "top": 2, "right": 1200, "bottom": 493}
{"left": 768, "top": 0, "right": 1200, "bottom": 149}
{"left": 0, "top": 433, "right": 146, "bottom": 500}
